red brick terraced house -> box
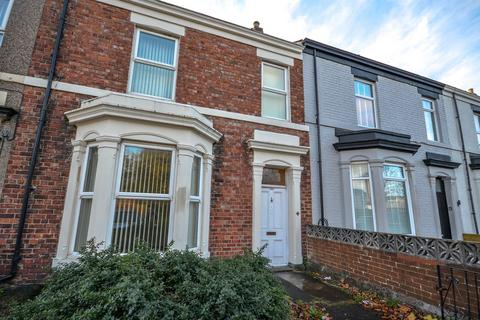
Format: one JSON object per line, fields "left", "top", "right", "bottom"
{"left": 0, "top": 0, "right": 311, "bottom": 284}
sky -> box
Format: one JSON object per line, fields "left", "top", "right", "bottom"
{"left": 167, "top": 0, "right": 480, "bottom": 92}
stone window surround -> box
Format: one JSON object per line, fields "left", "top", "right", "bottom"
{"left": 54, "top": 93, "right": 221, "bottom": 265}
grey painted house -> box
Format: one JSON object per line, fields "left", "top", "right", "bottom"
{"left": 303, "top": 38, "right": 480, "bottom": 240}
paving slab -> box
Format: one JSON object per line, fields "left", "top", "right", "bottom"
{"left": 277, "top": 271, "right": 381, "bottom": 320}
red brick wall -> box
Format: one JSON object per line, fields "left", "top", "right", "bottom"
{"left": 0, "top": 0, "right": 309, "bottom": 283}
{"left": 307, "top": 236, "right": 478, "bottom": 315}
{"left": 209, "top": 118, "right": 311, "bottom": 257}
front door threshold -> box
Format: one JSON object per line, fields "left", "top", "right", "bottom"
{"left": 269, "top": 265, "right": 293, "bottom": 273}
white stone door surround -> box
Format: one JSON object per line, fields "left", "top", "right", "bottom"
{"left": 248, "top": 130, "right": 309, "bottom": 265}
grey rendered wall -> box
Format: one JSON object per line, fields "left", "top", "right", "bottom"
{"left": 304, "top": 52, "right": 474, "bottom": 239}
{"left": 0, "top": 0, "right": 46, "bottom": 195}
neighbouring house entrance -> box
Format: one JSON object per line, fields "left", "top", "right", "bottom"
{"left": 436, "top": 177, "right": 452, "bottom": 239}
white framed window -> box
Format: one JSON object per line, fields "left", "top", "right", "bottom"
{"left": 350, "top": 163, "right": 376, "bottom": 231}
{"left": 0, "top": 0, "right": 13, "bottom": 46}
{"left": 474, "top": 114, "right": 480, "bottom": 145}
{"left": 110, "top": 143, "right": 175, "bottom": 253}
{"left": 261, "top": 62, "right": 289, "bottom": 120}
{"left": 72, "top": 146, "right": 98, "bottom": 253}
{"left": 383, "top": 164, "right": 414, "bottom": 235}
{"left": 129, "top": 29, "right": 178, "bottom": 100}
{"left": 187, "top": 156, "right": 202, "bottom": 249}
{"left": 422, "top": 98, "right": 439, "bottom": 141}
{"left": 354, "top": 79, "right": 376, "bottom": 128}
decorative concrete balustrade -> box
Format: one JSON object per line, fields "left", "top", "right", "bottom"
{"left": 307, "top": 225, "right": 480, "bottom": 267}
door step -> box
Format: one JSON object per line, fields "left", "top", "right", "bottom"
{"left": 269, "top": 266, "right": 294, "bottom": 273}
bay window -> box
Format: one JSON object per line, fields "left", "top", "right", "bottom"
{"left": 111, "top": 144, "right": 174, "bottom": 253}
{"left": 261, "top": 62, "right": 289, "bottom": 120}
{"left": 0, "top": 0, "right": 13, "bottom": 46}
{"left": 383, "top": 164, "right": 413, "bottom": 234}
{"left": 73, "top": 146, "right": 98, "bottom": 253}
{"left": 350, "top": 163, "right": 375, "bottom": 231}
{"left": 422, "top": 98, "right": 438, "bottom": 141}
{"left": 187, "top": 156, "right": 202, "bottom": 249}
{"left": 354, "top": 79, "right": 376, "bottom": 128}
{"left": 129, "top": 29, "right": 178, "bottom": 100}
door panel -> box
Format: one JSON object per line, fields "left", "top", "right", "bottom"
{"left": 436, "top": 178, "right": 452, "bottom": 239}
{"left": 261, "top": 187, "right": 288, "bottom": 266}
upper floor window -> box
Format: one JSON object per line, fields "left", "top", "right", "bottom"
{"left": 350, "top": 163, "right": 375, "bottom": 231}
{"left": 422, "top": 98, "right": 438, "bottom": 141}
{"left": 354, "top": 79, "right": 376, "bottom": 128}
{"left": 0, "top": 0, "right": 13, "bottom": 46}
{"left": 261, "top": 62, "right": 289, "bottom": 120}
{"left": 129, "top": 29, "right": 178, "bottom": 100}
{"left": 474, "top": 114, "right": 480, "bottom": 145}
{"left": 383, "top": 164, "right": 413, "bottom": 234}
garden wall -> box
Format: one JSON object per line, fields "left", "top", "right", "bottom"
{"left": 306, "top": 225, "right": 480, "bottom": 316}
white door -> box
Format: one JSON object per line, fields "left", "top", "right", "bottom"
{"left": 261, "top": 187, "right": 288, "bottom": 266}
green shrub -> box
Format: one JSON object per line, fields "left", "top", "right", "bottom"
{"left": 7, "top": 241, "right": 289, "bottom": 320}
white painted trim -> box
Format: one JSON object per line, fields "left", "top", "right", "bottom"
{"left": 96, "top": 0, "right": 303, "bottom": 60}
{"left": 130, "top": 12, "right": 185, "bottom": 36}
{"left": 0, "top": 72, "right": 309, "bottom": 132}
{"left": 257, "top": 48, "right": 294, "bottom": 67}
{"left": 248, "top": 140, "right": 309, "bottom": 155}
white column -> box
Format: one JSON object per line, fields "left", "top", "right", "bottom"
{"left": 339, "top": 162, "right": 352, "bottom": 228}
{"left": 288, "top": 166, "right": 303, "bottom": 265}
{"left": 87, "top": 136, "right": 120, "bottom": 249}
{"left": 251, "top": 163, "right": 264, "bottom": 251}
{"left": 172, "top": 145, "right": 195, "bottom": 250}
{"left": 200, "top": 154, "right": 214, "bottom": 257}
{"left": 54, "top": 140, "right": 86, "bottom": 261}
{"left": 427, "top": 174, "right": 442, "bottom": 238}
{"left": 370, "top": 160, "right": 387, "bottom": 232}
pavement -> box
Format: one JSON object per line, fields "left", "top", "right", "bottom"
{"left": 276, "top": 271, "right": 381, "bottom": 320}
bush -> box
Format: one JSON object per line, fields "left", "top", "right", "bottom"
{"left": 7, "top": 242, "right": 289, "bottom": 320}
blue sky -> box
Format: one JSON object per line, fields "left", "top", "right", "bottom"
{"left": 169, "top": 0, "right": 480, "bottom": 92}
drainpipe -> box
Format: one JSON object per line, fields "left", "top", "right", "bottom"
{"left": 312, "top": 48, "right": 326, "bottom": 226}
{"left": 0, "top": 0, "right": 70, "bottom": 283}
{"left": 452, "top": 92, "right": 479, "bottom": 234}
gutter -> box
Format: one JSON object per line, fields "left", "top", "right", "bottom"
{"left": 452, "top": 92, "right": 479, "bottom": 234}
{"left": 312, "top": 48, "right": 326, "bottom": 225}
{"left": 0, "top": 0, "right": 70, "bottom": 283}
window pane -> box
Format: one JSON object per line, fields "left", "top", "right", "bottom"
{"left": 137, "top": 31, "right": 175, "bottom": 66}
{"left": 111, "top": 199, "right": 170, "bottom": 253}
{"left": 424, "top": 111, "right": 437, "bottom": 141}
{"left": 384, "top": 180, "right": 411, "bottom": 234}
{"left": 120, "top": 146, "right": 172, "bottom": 194}
{"left": 131, "top": 62, "right": 174, "bottom": 99}
{"left": 356, "top": 97, "right": 375, "bottom": 128}
{"left": 477, "top": 133, "right": 480, "bottom": 145}
{"left": 0, "top": 32, "right": 3, "bottom": 46}
{"left": 352, "top": 180, "right": 374, "bottom": 231}
{"left": 187, "top": 202, "right": 199, "bottom": 249}
{"left": 354, "top": 80, "right": 372, "bottom": 97}
{"left": 73, "top": 198, "right": 93, "bottom": 252}
{"left": 190, "top": 157, "right": 201, "bottom": 197}
{"left": 263, "top": 64, "right": 285, "bottom": 91}
{"left": 262, "top": 167, "right": 286, "bottom": 185}
{"left": 262, "top": 90, "right": 286, "bottom": 119}
{"left": 422, "top": 99, "right": 433, "bottom": 110}
{"left": 383, "top": 165, "right": 404, "bottom": 179}
{"left": 475, "top": 115, "right": 480, "bottom": 133}
{"left": 83, "top": 147, "right": 98, "bottom": 192}
{"left": 0, "top": 0, "right": 10, "bottom": 27}
{"left": 351, "top": 163, "right": 369, "bottom": 178}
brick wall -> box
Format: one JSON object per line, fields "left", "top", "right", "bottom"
{"left": 0, "top": 0, "right": 309, "bottom": 283}
{"left": 307, "top": 235, "right": 478, "bottom": 315}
